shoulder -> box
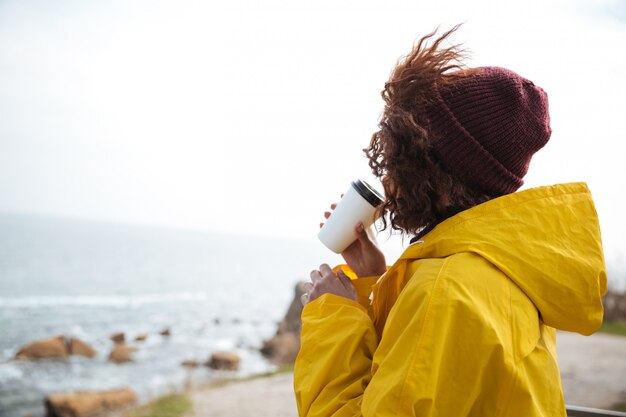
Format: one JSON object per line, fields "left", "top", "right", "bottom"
{"left": 401, "top": 252, "right": 510, "bottom": 305}
{"left": 389, "top": 253, "right": 517, "bottom": 338}
{"left": 396, "top": 252, "right": 540, "bottom": 360}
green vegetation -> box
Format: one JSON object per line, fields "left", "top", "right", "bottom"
{"left": 122, "top": 364, "right": 293, "bottom": 416}
{"left": 125, "top": 394, "right": 192, "bottom": 417}
{"left": 268, "top": 363, "right": 294, "bottom": 375}
{"left": 611, "top": 402, "right": 626, "bottom": 412}
{"left": 209, "top": 363, "right": 295, "bottom": 388}
{"left": 599, "top": 320, "right": 626, "bottom": 337}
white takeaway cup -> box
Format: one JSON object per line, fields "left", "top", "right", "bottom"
{"left": 317, "top": 179, "right": 384, "bottom": 254}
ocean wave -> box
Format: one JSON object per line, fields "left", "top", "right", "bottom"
{"left": 0, "top": 362, "right": 23, "bottom": 382}
{"left": 0, "top": 292, "right": 209, "bottom": 308}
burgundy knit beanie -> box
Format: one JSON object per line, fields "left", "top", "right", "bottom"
{"left": 425, "top": 66, "right": 551, "bottom": 196}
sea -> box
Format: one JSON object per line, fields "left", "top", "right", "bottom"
{"left": 0, "top": 212, "right": 342, "bottom": 417}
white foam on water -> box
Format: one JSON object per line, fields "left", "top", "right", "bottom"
{"left": 0, "top": 292, "right": 209, "bottom": 308}
{"left": 0, "top": 363, "right": 24, "bottom": 382}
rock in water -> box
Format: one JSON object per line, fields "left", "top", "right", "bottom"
{"left": 45, "top": 388, "right": 137, "bottom": 417}
{"left": 16, "top": 336, "right": 69, "bottom": 360}
{"left": 68, "top": 338, "right": 97, "bottom": 358}
{"left": 261, "top": 332, "right": 300, "bottom": 364}
{"left": 108, "top": 344, "right": 133, "bottom": 363}
{"left": 109, "top": 332, "right": 125, "bottom": 344}
{"left": 134, "top": 333, "right": 148, "bottom": 342}
{"left": 181, "top": 359, "right": 201, "bottom": 368}
{"left": 261, "top": 281, "right": 306, "bottom": 364}
{"left": 280, "top": 281, "right": 307, "bottom": 334}
{"left": 206, "top": 352, "right": 240, "bottom": 371}
{"left": 16, "top": 336, "right": 97, "bottom": 360}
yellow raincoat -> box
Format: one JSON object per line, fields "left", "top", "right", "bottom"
{"left": 294, "top": 183, "right": 607, "bottom": 417}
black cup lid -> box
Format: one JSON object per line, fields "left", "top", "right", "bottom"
{"left": 351, "top": 179, "right": 384, "bottom": 207}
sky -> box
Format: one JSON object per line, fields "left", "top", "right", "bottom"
{"left": 1, "top": 0, "right": 625, "bottom": 277}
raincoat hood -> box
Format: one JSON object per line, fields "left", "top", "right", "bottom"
{"left": 399, "top": 182, "right": 607, "bottom": 335}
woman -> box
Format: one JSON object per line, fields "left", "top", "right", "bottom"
{"left": 294, "top": 27, "right": 607, "bottom": 417}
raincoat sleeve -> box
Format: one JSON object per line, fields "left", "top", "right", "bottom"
{"left": 295, "top": 293, "right": 378, "bottom": 417}
{"left": 331, "top": 264, "right": 380, "bottom": 311}
{"left": 295, "top": 257, "right": 509, "bottom": 417}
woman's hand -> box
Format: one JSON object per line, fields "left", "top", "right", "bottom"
{"left": 301, "top": 264, "right": 357, "bottom": 306}
{"left": 321, "top": 202, "right": 387, "bottom": 277}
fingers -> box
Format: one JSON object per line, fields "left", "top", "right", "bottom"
{"left": 336, "top": 269, "right": 350, "bottom": 285}
{"left": 310, "top": 269, "right": 323, "bottom": 284}
{"left": 304, "top": 265, "right": 357, "bottom": 305}
{"left": 300, "top": 292, "right": 310, "bottom": 306}
{"left": 355, "top": 223, "right": 371, "bottom": 243}
{"left": 323, "top": 204, "right": 336, "bottom": 221}
{"left": 320, "top": 204, "right": 337, "bottom": 229}
{"left": 336, "top": 269, "right": 353, "bottom": 289}
{"left": 309, "top": 264, "right": 332, "bottom": 286}
{"left": 301, "top": 282, "right": 313, "bottom": 306}
{"left": 337, "top": 270, "right": 357, "bottom": 299}
{"left": 309, "top": 264, "right": 332, "bottom": 285}
{"left": 354, "top": 223, "right": 377, "bottom": 247}
{"left": 319, "top": 263, "right": 333, "bottom": 277}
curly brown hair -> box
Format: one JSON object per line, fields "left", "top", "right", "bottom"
{"left": 365, "top": 26, "right": 496, "bottom": 237}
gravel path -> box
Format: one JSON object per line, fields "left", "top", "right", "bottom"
{"left": 185, "top": 332, "right": 626, "bottom": 417}
{"left": 185, "top": 372, "right": 297, "bottom": 417}
{"left": 557, "top": 331, "right": 626, "bottom": 409}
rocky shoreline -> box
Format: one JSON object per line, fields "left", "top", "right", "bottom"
{"left": 12, "top": 287, "right": 626, "bottom": 417}
{"left": 9, "top": 283, "right": 307, "bottom": 417}
{"left": 12, "top": 326, "right": 248, "bottom": 417}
